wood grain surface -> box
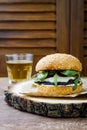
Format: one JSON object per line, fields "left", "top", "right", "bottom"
{"left": 5, "top": 91, "right": 87, "bottom": 118}
{"left": 0, "top": 0, "right": 87, "bottom": 77}
{"left": 0, "top": 77, "right": 87, "bottom": 130}
{"left": 0, "top": 0, "right": 57, "bottom": 77}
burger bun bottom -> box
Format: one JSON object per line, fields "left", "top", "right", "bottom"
{"left": 28, "top": 83, "right": 82, "bottom": 97}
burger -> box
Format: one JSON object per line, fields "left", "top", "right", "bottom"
{"left": 32, "top": 53, "right": 82, "bottom": 97}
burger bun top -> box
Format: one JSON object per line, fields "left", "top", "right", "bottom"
{"left": 36, "top": 53, "right": 82, "bottom": 72}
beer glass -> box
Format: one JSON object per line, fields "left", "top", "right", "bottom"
{"left": 5, "top": 53, "right": 33, "bottom": 84}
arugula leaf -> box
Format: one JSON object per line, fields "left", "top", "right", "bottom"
{"left": 32, "top": 73, "right": 37, "bottom": 78}
{"left": 73, "top": 76, "right": 80, "bottom": 90}
{"left": 48, "top": 71, "right": 54, "bottom": 76}
{"left": 48, "top": 70, "right": 57, "bottom": 75}
{"left": 53, "top": 73, "right": 58, "bottom": 86}
{"left": 34, "top": 79, "right": 41, "bottom": 83}
{"left": 37, "top": 71, "right": 48, "bottom": 80}
{"left": 61, "top": 70, "right": 79, "bottom": 77}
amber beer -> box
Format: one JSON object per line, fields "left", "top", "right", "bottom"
{"left": 5, "top": 53, "right": 33, "bottom": 84}
{"left": 6, "top": 60, "right": 33, "bottom": 83}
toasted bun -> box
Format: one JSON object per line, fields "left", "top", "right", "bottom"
{"left": 36, "top": 53, "right": 82, "bottom": 72}
{"left": 28, "top": 83, "right": 82, "bottom": 97}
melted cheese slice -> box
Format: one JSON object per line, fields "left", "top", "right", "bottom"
{"left": 44, "top": 77, "right": 75, "bottom": 83}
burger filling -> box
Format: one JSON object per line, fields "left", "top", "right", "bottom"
{"left": 34, "top": 70, "right": 82, "bottom": 90}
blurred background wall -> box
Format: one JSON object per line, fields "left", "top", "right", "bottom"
{"left": 0, "top": 0, "right": 86, "bottom": 76}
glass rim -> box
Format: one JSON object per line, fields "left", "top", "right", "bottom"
{"left": 5, "top": 53, "right": 33, "bottom": 57}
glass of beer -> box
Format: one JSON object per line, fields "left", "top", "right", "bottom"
{"left": 5, "top": 53, "right": 33, "bottom": 84}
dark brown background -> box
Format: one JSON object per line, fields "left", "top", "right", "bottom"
{"left": 0, "top": 0, "right": 86, "bottom": 76}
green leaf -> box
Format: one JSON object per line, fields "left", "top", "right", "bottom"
{"left": 48, "top": 71, "right": 54, "bottom": 75}
{"left": 32, "top": 73, "right": 37, "bottom": 78}
{"left": 61, "top": 70, "right": 79, "bottom": 76}
{"left": 34, "top": 79, "right": 41, "bottom": 83}
{"left": 37, "top": 71, "right": 48, "bottom": 80}
{"left": 53, "top": 73, "right": 58, "bottom": 86}
{"left": 73, "top": 76, "right": 80, "bottom": 90}
{"left": 48, "top": 70, "right": 57, "bottom": 75}
{"left": 73, "top": 80, "right": 78, "bottom": 90}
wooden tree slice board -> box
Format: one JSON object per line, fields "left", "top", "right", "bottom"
{"left": 5, "top": 90, "right": 87, "bottom": 117}
{"left": 4, "top": 78, "right": 87, "bottom": 117}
